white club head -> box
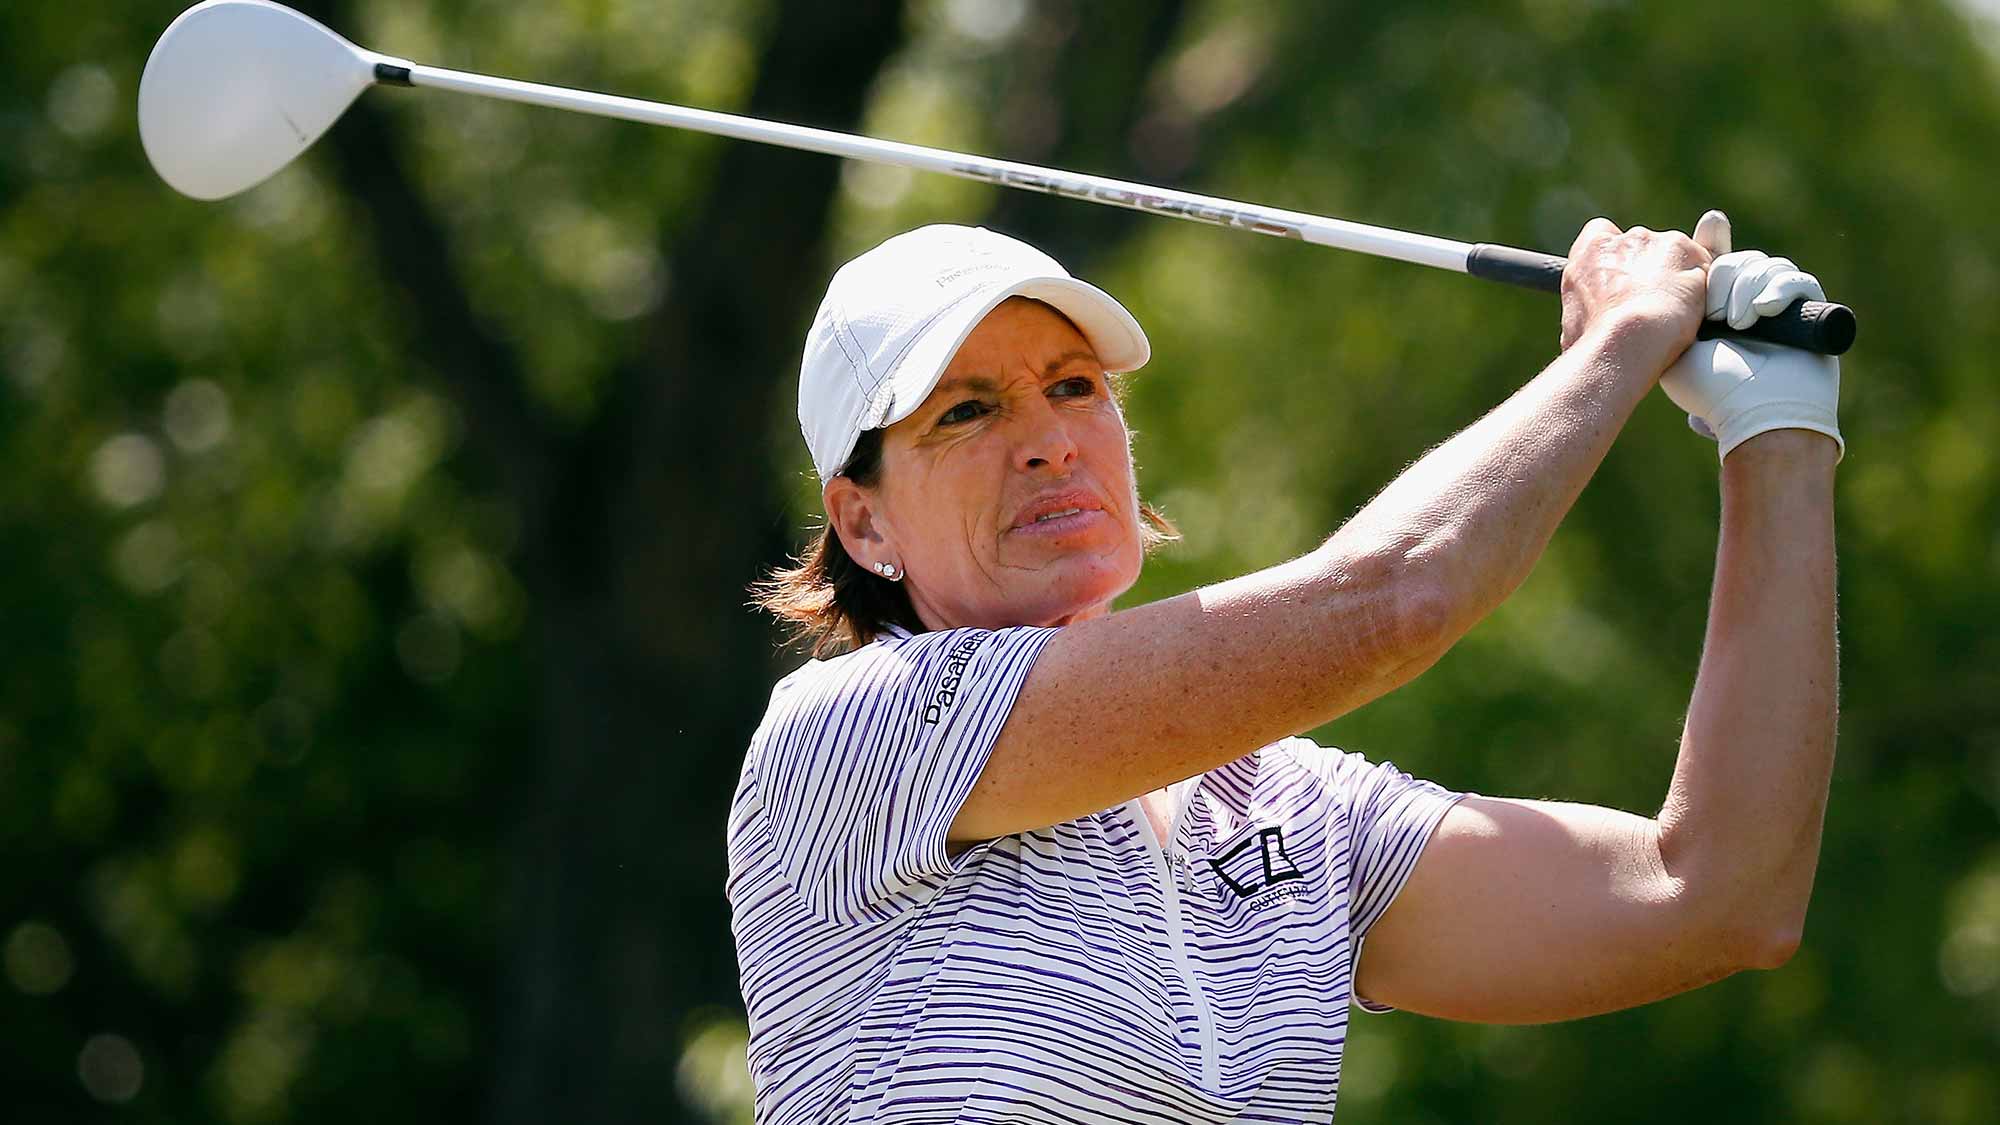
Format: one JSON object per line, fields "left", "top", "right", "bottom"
{"left": 139, "top": 0, "right": 390, "bottom": 200}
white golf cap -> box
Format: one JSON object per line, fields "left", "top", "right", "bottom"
{"left": 798, "top": 224, "right": 1150, "bottom": 481}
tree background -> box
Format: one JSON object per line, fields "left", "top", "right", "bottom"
{"left": 4, "top": 0, "right": 1998, "bottom": 1121}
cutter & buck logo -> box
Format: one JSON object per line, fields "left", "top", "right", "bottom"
{"left": 1207, "top": 826, "right": 1305, "bottom": 906}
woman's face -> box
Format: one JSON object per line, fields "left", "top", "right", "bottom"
{"left": 825, "top": 297, "right": 1146, "bottom": 631}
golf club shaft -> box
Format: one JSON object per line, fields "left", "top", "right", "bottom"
{"left": 376, "top": 60, "right": 1855, "bottom": 356}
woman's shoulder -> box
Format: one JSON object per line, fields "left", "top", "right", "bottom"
{"left": 759, "top": 624, "right": 1057, "bottom": 736}
{"left": 1216, "top": 736, "right": 1391, "bottom": 794}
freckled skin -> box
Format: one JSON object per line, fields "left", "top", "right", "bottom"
{"left": 823, "top": 298, "right": 1147, "bottom": 631}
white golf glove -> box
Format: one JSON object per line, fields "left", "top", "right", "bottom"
{"left": 1660, "top": 210, "right": 1843, "bottom": 462}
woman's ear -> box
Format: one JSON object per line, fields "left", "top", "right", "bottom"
{"left": 824, "top": 476, "right": 892, "bottom": 571}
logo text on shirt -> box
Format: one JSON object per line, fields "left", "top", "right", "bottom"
{"left": 923, "top": 634, "right": 982, "bottom": 725}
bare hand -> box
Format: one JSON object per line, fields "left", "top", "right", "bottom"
{"left": 1558, "top": 218, "right": 1711, "bottom": 365}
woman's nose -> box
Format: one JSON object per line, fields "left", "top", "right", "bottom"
{"left": 1013, "top": 396, "right": 1078, "bottom": 473}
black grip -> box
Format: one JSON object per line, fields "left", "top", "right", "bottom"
{"left": 1465, "top": 243, "right": 1856, "bottom": 356}
{"left": 1692, "top": 302, "right": 1855, "bottom": 355}
{"left": 1465, "top": 243, "right": 1567, "bottom": 292}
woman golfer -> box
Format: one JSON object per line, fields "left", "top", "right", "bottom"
{"left": 728, "top": 215, "right": 1840, "bottom": 1122}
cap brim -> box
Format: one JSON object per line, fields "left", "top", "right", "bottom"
{"left": 864, "top": 275, "right": 1150, "bottom": 433}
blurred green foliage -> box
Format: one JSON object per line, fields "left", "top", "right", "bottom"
{"left": 4, "top": 0, "right": 1998, "bottom": 1121}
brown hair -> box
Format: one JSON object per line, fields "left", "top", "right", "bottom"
{"left": 753, "top": 414, "right": 1180, "bottom": 658}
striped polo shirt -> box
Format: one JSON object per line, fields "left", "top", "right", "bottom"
{"left": 727, "top": 625, "right": 1463, "bottom": 1123}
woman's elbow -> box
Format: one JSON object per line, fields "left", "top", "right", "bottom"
{"left": 1735, "top": 917, "right": 1806, "bottom": 971}
{"left": 1701, "top": 906, "right": 1807, "bottom": 974}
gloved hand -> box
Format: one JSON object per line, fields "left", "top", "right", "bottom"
{"left": 1659, "top": 210, "right": 1843, "bottom": 462}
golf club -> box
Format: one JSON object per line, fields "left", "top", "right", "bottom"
{"left": 138, "top": 0, "right": 1855, "bottom": 355}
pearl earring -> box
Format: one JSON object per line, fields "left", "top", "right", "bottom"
{"left": 873, "top": 561, "right": 901, "bottom": 581}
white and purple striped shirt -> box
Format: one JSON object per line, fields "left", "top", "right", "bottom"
{"left": 727, "top": 625, "right": 1463, "bottom": 1123}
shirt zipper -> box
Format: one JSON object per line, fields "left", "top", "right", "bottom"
{"left": 1130, "top": 797, "right": 1219, "bottom": 1089}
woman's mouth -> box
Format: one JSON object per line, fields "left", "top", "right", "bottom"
{"left": 1009, "top": 506, "right": 1108, "bottom": 538}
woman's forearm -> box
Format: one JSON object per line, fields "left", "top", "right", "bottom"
{"left": 960, "top": 223, "right": 1720, "bottom": 841}
{"left": 958, "top": 317, "right": 1686, "bottom": 841}
{"left": 1656, "top": 429, "right": 1840, "bottom": 962}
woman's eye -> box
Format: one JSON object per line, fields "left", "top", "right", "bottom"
{"left": 939, "top": 400, "right": 987, "bottom": 425}
{"left": 1050, "top": 376, "right": 1096, "bottom": 398}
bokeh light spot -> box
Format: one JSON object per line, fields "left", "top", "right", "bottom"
{"left": 842, "top": 161, "right": 915, "bottom": 211}
{"left": 165, "top": 379, "right": 233, "bottom": 453}
{"left": 942, "top": 0, "right": 1028, "bottom": 45}
{"left": 77, "top": 1033, "right": 144, "bottom": 1103}
{"left": 677, "top": 1013, "right": 754, "bottom": 1124}
{"left": 5, "top": 921, "right": 75, "bottom": 996}
{"left": 1939, "top": 853, "right": 2000, "bottom": 997}
{"left": 47, "top": 64, "right": 117, "bottom": 141}
{"left": 113, "top": 519, "right": 185, "bottom": 594}
{"left": 91, "top": 434, "right": 166, "bottom": 508}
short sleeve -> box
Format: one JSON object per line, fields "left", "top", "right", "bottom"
{"left": 747, "top": 626, "right": 1056, "bottom": 924}
{"left": 1281, "top": 740, "right": 1466, "bottom": 1013}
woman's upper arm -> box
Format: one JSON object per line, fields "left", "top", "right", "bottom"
{"left": 946, "top": 548, "right": 1445, "bottom": 845}
{"left": 1352, "top": 796, "right": 1751, "bottom": 1024}
{"left": 760, "top": 627, "right": 1054, "bottom": 921}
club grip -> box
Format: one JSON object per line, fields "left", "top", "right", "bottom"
{"left": 1465, "top": 243, "right": 1856, "bottom": 356}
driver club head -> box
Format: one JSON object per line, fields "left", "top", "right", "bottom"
{"left": 139, "top": 0, "right": 389, "bottom": 200}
